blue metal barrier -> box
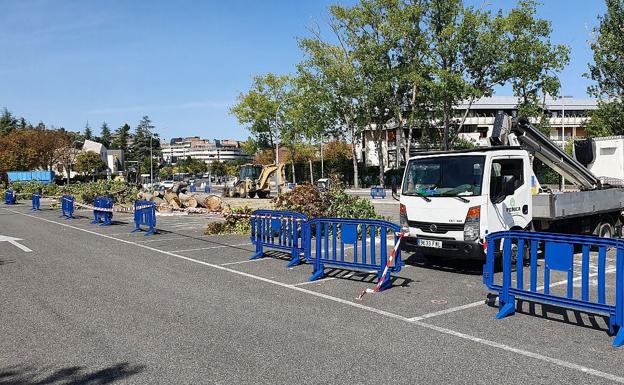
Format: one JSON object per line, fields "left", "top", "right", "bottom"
{"left": 91, "top": 196, "right": 113, "bottom": 226}
{"left": 132, "top": 200, "right": 156, "bottom": 236}
{"left": 190, "top": 184, "right": 197, "bottom": 193}
{"left": 31, "top": 193, "right": 40, "bottom": 210}
{"left": 484, "top": 230, "right": 624, "bottom": 347}
{"left": 4, "top": 190, "right": 16, "bottom": 205}
{"left": 60, "top": 195, "right": 74, "bottom": 219}
{"left": 250, "top": 209, "right": 308, "bottom": 267}
{"left": 370, "top": 186, "right": 386, "bottom": 199}
{"left": 306, "top": 218, "right": 403, "bottom": 290}
{"left": 204, "top": 184, "right": 211, "bottom": 193}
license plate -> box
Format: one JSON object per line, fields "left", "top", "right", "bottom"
{"left": 418, "top": 239, "right": 443, "bottom": 248}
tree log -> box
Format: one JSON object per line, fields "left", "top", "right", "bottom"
{"left": 179, "top": 192, "right": 198, "bottom": 208}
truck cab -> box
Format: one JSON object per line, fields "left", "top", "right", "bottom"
{"left": 400, "top": 147, "right": 533, "bottom": 259}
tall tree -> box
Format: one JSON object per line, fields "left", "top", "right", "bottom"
{"left": 129, "top": 116, "right": 160, "bottom": 176}
{"left": 0, "top": 108, "right": 17, "bottom": 136}
{"left": 586, "top": 0, "right": 624, "bottom": 136}
{"left": 230, "top": 73, "right": 291, "bottom": 160}
{"left": 84, "top": 122, "right": 93, "bottom": 140}
{"left": 99, "top": 122, "right": 112, "bottom": 148}
{"left": 112, "top": 123, "right": 131, "bottom": 153}
{"left": 299, "top": 27, "right": 366, "bottom": 188}
{"left": 502, "top": 0, "right": 570, "bottom": 131}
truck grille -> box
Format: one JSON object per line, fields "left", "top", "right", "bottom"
{"left": 408, "top": 220, "right": 464, "bottom": 234}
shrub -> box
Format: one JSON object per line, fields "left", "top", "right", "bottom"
{"left": 273, "top": 182, "right": 383, "bottom": 220}
{"left": 205, "top": 206, "right": 253, "bottom": 235}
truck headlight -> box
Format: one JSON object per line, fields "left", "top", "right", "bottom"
{"left": 400, "top": 203, "right": 409, "bottom": 234}
{"left": 464, "top": 206, "right": 480, "bottom": 241}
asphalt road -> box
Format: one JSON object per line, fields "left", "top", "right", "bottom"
{"left": 1, "top": 202, "right": 623, "bottom": 384}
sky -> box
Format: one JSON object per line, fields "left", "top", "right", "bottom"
{"left": 0, "top": 0, "right": 607, "bottom": 141}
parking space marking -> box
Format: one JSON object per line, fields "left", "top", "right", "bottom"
{"left": 174, "top": 242, "right": 251, "bottom": 253}
{"left": 220, "top": 258, "right": 271, "bottom": 266}
{"left": 407, "top": 267, "right": 618, "bottom": 322}
{"left": 8, "top": 208, "right": 624, "bottom": 384}
{"left": 293, "top": 277, "right": 337, "bottom": 286}
{"left": 134, "top": 236, "right": 188, "bottom": 243}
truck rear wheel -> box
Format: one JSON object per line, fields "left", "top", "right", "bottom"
{"left": 248, "top": 191, "right": 256, "bottom": 198}
{"left": 597, "top": 221, "right": 614, "bottom": 238}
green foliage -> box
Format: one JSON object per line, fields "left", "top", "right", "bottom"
{"left": 205, "top": 207, "right": 253, "bottom": 235}
{"left": 0, "top": 108, "right": 17, "bottom": 136}
{"left": 99, "top": 122, "right": 112, "bottom": 148}
{"left": 273, "top": 182, "right": 382, "bottom": 220}
{"left": 112, "top": 123, "right": 131, "bottom": 152}
{"left": 585, "top": 0, "right": 624, "bottom": 137}
{"left": 75, "top": 151, "right": 107, "bottom": 177}
{"left": 84, "top": 122, "right": 93, "bottom": 140}
{"left": 585, "top": 100, "right": 624, "bottom": 137}
{"left": 230, "top": 73, "right": 290, "bottom": 151}
{"left": 6, "top": 180, "right": 141, "bottom": 205}
{"left": 503, "top": 0, "right": 570, "bottom": 126}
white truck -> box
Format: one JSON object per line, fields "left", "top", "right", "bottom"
{"left": 399, "top": 114, "right": 624, "bottom": 259}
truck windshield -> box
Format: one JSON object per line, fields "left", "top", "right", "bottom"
{"left": 402, "top": 155, "right": 485, "bottom": 197}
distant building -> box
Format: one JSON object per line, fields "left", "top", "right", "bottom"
{"left": 162, "top": 137, "right": 251, "bottom": 164}
{"left": 358, "top": 96, "right": 598, "bottom": 168}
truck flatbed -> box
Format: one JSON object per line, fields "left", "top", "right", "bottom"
{"left": 532, "top": 188, "right": 624, "bottom": 220}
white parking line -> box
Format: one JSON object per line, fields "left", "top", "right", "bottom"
{"left": 135, "top": 236, "right": 188, "bottom": 243}
{"left": 407, "top": 267, "right": 618, "bottom": 322}
{"left": 8, "top": 208, "right": 624, "bottom": 385}
{"left": 220, "top": 258, "right": 271, "bottom": 266}
{"left": 174, "top": 242, "right": 251, "bottom": 253}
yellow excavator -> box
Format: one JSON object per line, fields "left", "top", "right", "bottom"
{"left": 230, "top": 163, "right": 286, "bottom": 198}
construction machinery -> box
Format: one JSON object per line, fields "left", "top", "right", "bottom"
{"left": 230, "top": 163, "right": 286, "bottom": 198}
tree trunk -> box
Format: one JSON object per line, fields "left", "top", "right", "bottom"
{"left": 349, "top": 122, "right": 359, "bottom": 189}
{"left": 373, "top": 124, "right": 385, "bottom": 188}
{"left": 178, "top": 192, "right": 198, "bottom": 208}
{"left": 163, "top": 191, "right": 181, "bottom": 209}
{"left": 309, "top": 159, "right": 314, "bottom": 184}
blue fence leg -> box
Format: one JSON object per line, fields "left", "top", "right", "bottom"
{"left": 309, "top": 259, "right": 325, "bottom": 281}
{"left": 496, "top": 238, "right": 516, "bottom": 319}
{"left": 377, "top": 269, "right": 392, "bottom": 291}
{"left": 287, "top": 249, "right": 301, "bottom": 267}
{"left": 614, "top": 327, "right": 624, "bottom": 348}
{"left": 250, "top": 241, "right": 263, "bottom": 260}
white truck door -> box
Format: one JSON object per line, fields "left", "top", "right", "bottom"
{"left": 487, "top": 156, "right": 532, "bottom": 231}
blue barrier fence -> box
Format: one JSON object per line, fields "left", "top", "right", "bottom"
{"left": 370, "top": 186, "right": 386, "bottom": 199}
{"left": 31, "top": 193, "right": 40, "bottom": 210}
{"left": 91, "top": 196, "right": 113, "bottom": 226}
{"left": 190, "top": 184, "right": 197, "bottom": 193}
{"left": 60, "top": 195, "right": 74, "bottom": 219}
{"left": 4, "top": 190, "right": 16, "bottom": 205}
{"left": 132, "top": 200, "right": 156, "bottom": 235}
{"left": 250, "top": 209, "right": 308, "bottom": 267}
{"left": 484, "top": 230, "right": 624, "bottom": 347}
{"left": 204, "top": 184, "right": 211, "bottom": 193}
{"left": 306, "top": 218, "right": 403, "bottom": 291}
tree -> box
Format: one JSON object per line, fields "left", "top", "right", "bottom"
{"left": 112, "top": 123, "right": 131, "bottom": 152}
{"left": 159, "top": 165, "right": 174, "bottom": 178}
{"left": 240, "top": 137, "right": 259, "bottom": 157}
{"left": 586, "top": 0, "right": 624, "bottom": 136}
{"left": 210, "top": 161, "right": 227, "bottom": 177}
{"left": 84, "top": 122, "right": 93, "bottom": 140}
{"left": 299, "top": 26, "right": 365, "bottom": 188}
{"left": 0, "top": 108, "right": 17, "bottom": 136}
{"left": 230, "top": 73, "right": 291, "bottom": 159}
{"left": 502, "top": 0, "right": 570, "bottom": 132}
{"left": 129, "top": 116, "right": 160, "bottom": 177}
{"left": 75, "top": 151, "right": 107, "bottom": 181}
{"left": 99, "top": 122, "right": 112, "bottom": 148}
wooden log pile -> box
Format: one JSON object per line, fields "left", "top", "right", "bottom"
{"left": 137, "top": 182, "right": 228, "bottom": 213}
